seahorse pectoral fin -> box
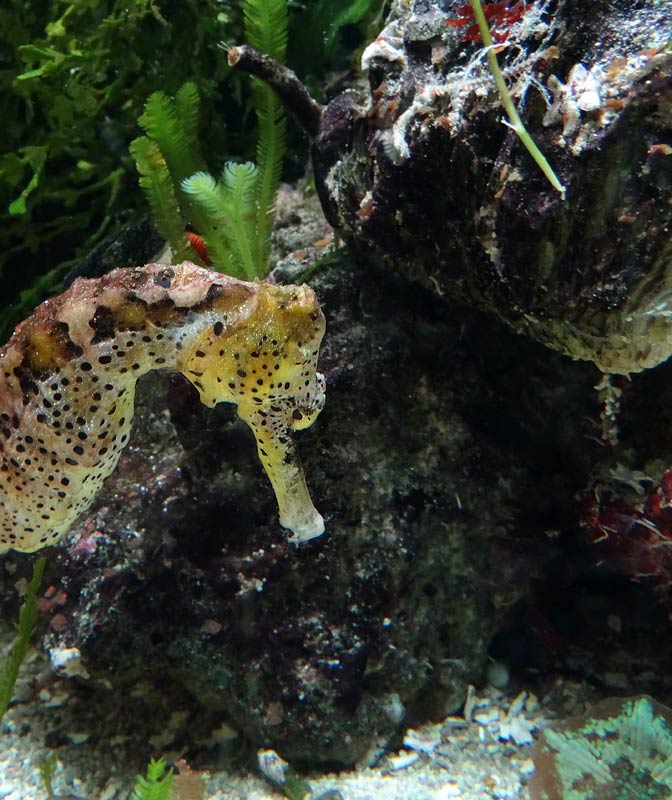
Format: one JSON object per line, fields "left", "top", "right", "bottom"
{"left": 237, "top": 403, "right": 324, "bottom": 543}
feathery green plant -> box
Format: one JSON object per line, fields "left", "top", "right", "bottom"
{"left": 0, "top": 556, "right": 46, "bottom": 722}
{"left": 242, "top": 0, "right": 287, "bottom": 269}
{"left": 131, "top": 758, "right": 173, "bottom": 800}
{"left": 182, "top": 163, "right": 260, "bottom": 278}
{"left": 0, "top": 0, "right": 237, "bottom": 342}
{"left": 131, "top": 0, "right": 288, "bottom": 281}
{"left": 130, "top": 84, "right": 209, "bottom": 266}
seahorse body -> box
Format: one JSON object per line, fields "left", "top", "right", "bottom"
{"left": 0, "top": 262, "right": 326, "bottom": 553}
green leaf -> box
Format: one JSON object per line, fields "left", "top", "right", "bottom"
{"left": 17, "top": 44, "right": 64, "bottom": 61}
{"left": 7, "top": 146, "right": 47, "bottom": 216}
{"left": 0, "top": 557, "right": 47, "bottom": 722}
{"left": 243, "top": 0, "right": 287, "bottom": 275}
{"left": 130, "top": 758, "right": 173, "bottom": 800}
{"left": 136, "top": 86, "right": 215, "bottom": 239}
{"left": 284, "top": 773, "right": 312, "bottom": 800}
{"left": 182, "top": 163, "right": 260, "bottom": 279}
{"left": 0, "top": 153, "right": 29, "bottom": 189}
{"left": 252, "top": 81, "right": 285, "bottom": 272}
{"left": 174, "top": 82, "right": 203, "bottom": 163}
{"left": 39, "top": 753, "right": 58, "bottom": 800}
{"left": 130, "top": 136, "right": 195, "bottom": 264}
{"left": 243, "top": 0, "right": 288, "bottom": 62}
{"left": 221, "top": 161, "right": 260, "bottom": 278}
{"left": 181, "top": 171, "right": 235, "bottom": 272}
{"left": 15, "top": 44, "right": 83, "bottom": 81}
{"left": 138, "top": 90, "right": 206, "bottom": 187}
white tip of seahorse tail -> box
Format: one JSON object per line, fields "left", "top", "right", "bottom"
{"left": 283, "top": 506, "right": 325, "bottom": 544}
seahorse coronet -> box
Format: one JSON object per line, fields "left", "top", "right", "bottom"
{"left": 0, "top": 261, "right": 326, "bottom": 554}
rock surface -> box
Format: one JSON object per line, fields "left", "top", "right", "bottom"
{"left": 312, "top": 0, "right": 672, "bottom": 374}
{"left": 0, "top": 246, "right": 602, "bottom": 766}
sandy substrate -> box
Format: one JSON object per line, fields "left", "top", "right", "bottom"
{"left": 1, "top": 623, "right": 602, "bottom": 800}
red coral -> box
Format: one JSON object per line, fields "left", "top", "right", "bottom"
{"left": 446, "top": 1, "right": 530, "bottom": 44}
{"left": 582, "top": 468, "right": 672, "bottom": 600}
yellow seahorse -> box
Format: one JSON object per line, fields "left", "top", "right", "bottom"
{"left": 0, "top": 261, "right": 326, "bottom": 553}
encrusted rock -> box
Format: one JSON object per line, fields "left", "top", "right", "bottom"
{"left": 5, "top": 252, "right": 599, "bottom": 766}
{"left": 310, "top": 0, "right": 672, "bottom": 374}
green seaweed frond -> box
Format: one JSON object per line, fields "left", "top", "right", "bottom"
{"left": 129, "top": 136, "right": 195, "bottom": 264}
{"left": 0, "top": 0, "right": 237, "bottom": 341}
{"left": 174, "top": 83, "right": 204, "bottom": 162}
{"left": 244, "top": 0, "right": 287, "bottom": 270}
{"left": 0, "top": 556, "right": 47, "bottom": 722}
{"left": 131, "top": 758, "right": 173, "bottom": 800}
{"left": 243, "top": 0, "right": 287, "bottom": 61}
{"left": 39, "top": 753, "right": 58, "bottom": 800}
{"left": 251, "top": 80, "right": 286, "bottom": 270}
{"left": 130, "top": 0, "right": 290, "bottom": 280}
{"left": 6, "top": 146, "right": 47, "bottom": 217}
{"left": 132, "top": 87, "right": 220, "bottom": 266}
{"left": 138, "top": 85, "right": 206, "bottom": 187}
{"left": 182, "top": 163, "right": 260, "bottom": 279}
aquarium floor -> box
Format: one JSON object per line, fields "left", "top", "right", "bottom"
{"left": 0, "top": 625, "right": 616, "bottom": 800}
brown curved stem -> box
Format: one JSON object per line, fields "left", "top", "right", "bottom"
{"left": 228, "top": 44, "right": 323, "bottom": 138}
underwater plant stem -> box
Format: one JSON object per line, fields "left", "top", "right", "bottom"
{"left": 228, "top": 45, "right": 323, "bottom": 137}
{"left": 469, "top": 0, "right": 566, "bottom": 200}
{"left": 0, "top": 556, "right": 46, "bottom": 721}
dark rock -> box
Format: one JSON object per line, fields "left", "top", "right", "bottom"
{"left": 64, "top": 216, "right": 163, "bottom": 285}
{"left": 28, "top": 253, "right": 599, "bottom": 766}
{"left": 311, "top": 0, "right": 672, "bottom": 374}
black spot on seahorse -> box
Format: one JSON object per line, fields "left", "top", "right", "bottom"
{"left": 153, "top": 267, "right": 175, "bottom": 289}
{"left": 205, "top": 283, "right": 225, "bottom": 304}
{"left": 89, "top": 305, "right": 116, "bottom": 344}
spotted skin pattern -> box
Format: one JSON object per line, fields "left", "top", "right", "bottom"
{"left": 0, "top": 262, "right": 326, "bottom": 553}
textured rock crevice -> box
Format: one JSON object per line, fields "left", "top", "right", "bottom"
{"left": 0, "top": 252, "right": 603, "bottom": 766}
{"left": 310, "top": 0, "right": 672, "bottom": 374}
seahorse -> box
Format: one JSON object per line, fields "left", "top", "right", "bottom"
{"left": 0, "top": 261, "right": 326, "bottom": 554}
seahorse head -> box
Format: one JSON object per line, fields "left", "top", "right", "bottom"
{"left": 181, "top": 278, "right": 327, "bottom": 541}
{"left": 181, "top": 280, "right": 325, "bottom": 417}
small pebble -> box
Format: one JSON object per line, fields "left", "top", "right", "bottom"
{"left": 485, "top": 660, "right": 510, "bottom": 690}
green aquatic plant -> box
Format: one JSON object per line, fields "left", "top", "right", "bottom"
{"left": 131, "top": 0, "right": 288, "bottom": 280}
{"left": 130, "top": 84, "right": 209, "bottom": 266}
{"left": 131, "top": 758, "right": 173, "bottom": 800}
{"left": 182, "top": 163, "right": 261, "bottom": 278}
{"left": 39, "top": 753, "right": 58, "bottom": 800}
{"left": 0, "top": 0, "right": 236, "bottom": 339}
{"left": 0, "top": 556, "right": 46, "bottom": 722}
{"left": 242, "top": 0, "right": 287, "bottom": 271}
{"left": 1, "top": 0, "right": 376, "bottom": 336}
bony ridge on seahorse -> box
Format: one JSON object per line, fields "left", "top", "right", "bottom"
{"left": 0, "top": 261, "right": 326, "bottom": 554}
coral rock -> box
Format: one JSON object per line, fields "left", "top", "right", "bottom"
{"left": 312, "top": 0, "right": 672, "bottom": 374}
